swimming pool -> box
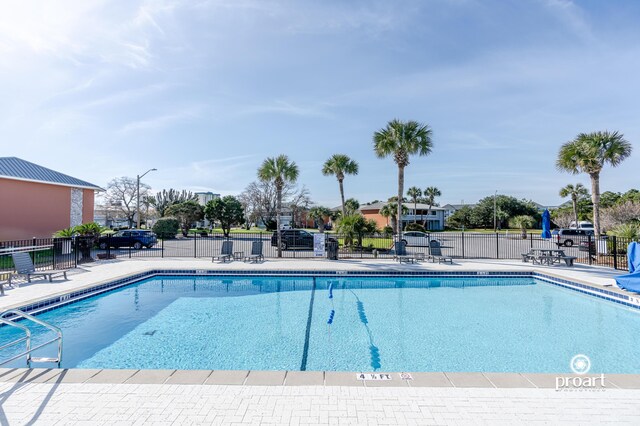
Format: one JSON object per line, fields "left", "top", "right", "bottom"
{"left": 1, "top": 274, "right": 639, "bottom": 373}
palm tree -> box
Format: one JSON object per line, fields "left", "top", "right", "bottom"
{"left": 308, "top": 206, "right": 331, "bottom": 233}
{"left": 344, "top": 198, "right": 360, "bottom": 215}
{"left": 322, "top": 154, "right": 359, "bottom": 217}
{"left": 423, "top": 186, "right": 441, "bottom": 229}
{"left": 509, "top": 215, "right": 535, "bottom": 239}
{"left": 258, "top": 155, "right": 299, "bottom": 257}
{"left": 557, "top": 131, "right": 632, "bottom": 237}
{"left": 379, "top": 202, "right": 408, "bottom": 233}
{"left": 374, "top": 119, "right": 433, "bottom": 239}
{"left": 406, "top": 187, "right": 422, "bottom": 223}
{"left": 559, "top": 183, "right": 589, "bottom": 229}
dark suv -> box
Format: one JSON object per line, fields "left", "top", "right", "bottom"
{"left": 98, "top": 230, "right": 158, "bottom": 250}
{"left": 270, "top": 230, "right": 337, "bottom": 250}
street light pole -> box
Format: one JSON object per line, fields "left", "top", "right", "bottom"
{"left": 136, "top": 168, "right": 157, "bottom": 229}
{"left": 493, "top": 190, "right": 497, "bottom": 232}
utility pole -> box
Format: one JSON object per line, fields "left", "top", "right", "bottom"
{"left": 136, "top": 168, "right": 157, "bottom": 229}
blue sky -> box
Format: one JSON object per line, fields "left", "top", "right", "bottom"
{"left": 1, "top": 0, "right": 638, "bottom": 208}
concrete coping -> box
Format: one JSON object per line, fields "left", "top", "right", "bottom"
{"left": 1, "top": 368, "right": 638, "bottom": 389}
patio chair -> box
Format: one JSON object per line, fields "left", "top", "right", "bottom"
{"left": 244, "top": 241, "right": 264, "bottom": 263}
{"left": 428, "top": 241, "right": 453, "bottom": 264}
{"left": 212, "top": 240, "right": 233, "bottom": 263}
{"left": 8, "top": 252, "right": 68, "bottom": 288}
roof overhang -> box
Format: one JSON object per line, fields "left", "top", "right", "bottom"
{"left": 0, "top": 175, "right": 105, "bottom": 191}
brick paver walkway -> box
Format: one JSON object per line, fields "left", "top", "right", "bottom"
{"left": 1, "top": 382, "right": 639, "bottom": 425}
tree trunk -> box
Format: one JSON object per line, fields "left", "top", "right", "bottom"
{"left": 590, "top": 173, "right": 601, "bottom": 239}
{"left": 572, "top": 195, "right": 579, "bottom": 228}
{"left": 276, "top": 185, "right": 282, "bottom": 258}
{"left": 397, "top": 166, "right": 404, "bottom": 239}
{"left": 339, "top": 178, "right": 346, "bottom": 217}
{"left": 424, "top": 203, "right": 433, "bottom": 230}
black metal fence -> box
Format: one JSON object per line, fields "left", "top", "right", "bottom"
{"left": 0, "top": 232, "right": 635, "bottom": 276}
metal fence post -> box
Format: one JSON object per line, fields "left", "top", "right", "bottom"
{"left": 161, "top": 238, "right": 164, "bottom": 258}
{"left": 194, "top": 233, "right": 197, "bottom": 258}
{"left": 613, "top": 236, "right": 618, "bottom": 270}
{"left": 74, "top": 237, "right": 79, "bottom": 268}
{"left": 129, "top": 233, "right": 132, "bottom": 259}
{"left": 461, "top": 231, "right": 465, "bottom": 258}
{"left": 52, "top": 238, "right": 57, "bottom": 270}
{"left": 530, "top": 232, "right": 533, "bottom": 249}
{"left": 588, "top": 234, "right": 592, "bottom": 265}
{"left": 107, "top": 234, "right": 111, "bottom": 259}
{"left": 496, "top": 232, "right": 499, "bottom": 259}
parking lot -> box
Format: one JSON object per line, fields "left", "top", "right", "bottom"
{"left": 95, "top": 232, "right": 605, "bottom": 264}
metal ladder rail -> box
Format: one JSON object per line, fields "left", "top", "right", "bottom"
{"left": 0, "top": 309, "right": 63, "bottom": 367}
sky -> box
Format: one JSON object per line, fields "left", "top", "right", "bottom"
{"left": 1, "top": 0, "right": 639, "bottom": 208}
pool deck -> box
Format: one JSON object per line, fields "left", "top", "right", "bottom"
{"left": 1, "top": 258, "right": 639, "bottom": 424}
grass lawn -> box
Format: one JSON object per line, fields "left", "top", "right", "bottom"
{"left": 336, "top": 237, "right": 394, "bottom": 250}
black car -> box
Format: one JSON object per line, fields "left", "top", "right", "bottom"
{"left": 98, "top": 230, "right": 158, "bottom": 250}
{"left": 270, "top": 229, "right": 337, "bottom": 250}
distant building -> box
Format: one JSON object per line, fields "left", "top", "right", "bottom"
{"left": 195, "top": 192, "right": 220, "bottom": 206}
{"left": 442, "top": 204, "right": 475, "bottom": 220}
{"left": 0, "top": 157, "right": 102, "bottom": 240}
{"left": 360, "top": 202, "right": 445, "bottom": 231}
{"left": 193, "top": 192, "right": 220, "bottom": 227}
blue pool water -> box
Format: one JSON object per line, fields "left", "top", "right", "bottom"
{"left": 2, "top": 275, "right": 640, "bottom": 373}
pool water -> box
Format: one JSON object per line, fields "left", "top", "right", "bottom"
{"left": 1, "top": 276, "right": 639, "bottom": 373}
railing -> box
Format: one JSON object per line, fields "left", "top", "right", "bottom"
{"left": 0, "top": 232, "right": 635, "bottom": 272}
{"left": 0, "top": 309, "right": 63, "bottom": 367}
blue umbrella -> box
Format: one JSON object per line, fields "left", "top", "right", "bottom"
{"left": 541, "top": 209, "right": 551, "bottom": 239}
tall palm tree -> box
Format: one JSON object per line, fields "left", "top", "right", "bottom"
{"left": 406, "top": 187, "right": 422, "bottom": 223}
{"left": 258, "top": 155, "right": 299, "bottom": 257}
{"left": 373, "top": 119, "right": 433, "bottom": 239}
{"left": 557, "top": 131, "right": 632, "bottom": 237}
{"left": 322, "top": 154, "right": 359, "bottom": 217}
{"left": 559, "top": 183, "right": 589, "bottom": 229}
{"left": 423, "top": 186, "right": 441, "bottom": 229}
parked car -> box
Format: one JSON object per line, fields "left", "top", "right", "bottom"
{"left": 569, "top": 221, "right": 594, "bottom": 230}
{"left": 400, "top": 231, "right": 441, "bottom": 247}
{"left": 280, "top": 224, "right": 292, "bottom": 230}
{"left": 551, "top": 228, "right": 594, "bottom": 247}
{"left": 98, "top": 230, "right": 158, "bottom": 250}
{"left": 271, "top": 229, "right": 337, "bottom": 250}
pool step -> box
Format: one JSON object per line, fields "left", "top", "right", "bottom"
{"left": 30, "top": 357, "right": 59, "bottom": 364}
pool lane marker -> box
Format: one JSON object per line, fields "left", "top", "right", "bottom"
{"left": 299, "top": 277, "right": 317, "bottom": 371}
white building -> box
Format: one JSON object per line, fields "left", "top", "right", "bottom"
{"left": 195, "top": 192, "right": 220, "bottom": 206}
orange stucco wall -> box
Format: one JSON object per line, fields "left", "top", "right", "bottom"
{"left": 0, "top": 178, "right": 95, "bottom": 240}
{"left": 361, "top": 209, "right": 388, "bottom": 229}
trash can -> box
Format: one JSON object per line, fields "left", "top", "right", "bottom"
{"left": 327, "top": 240, "right": 339, "bottom": 260}
{"left": 395, "top": 240, "right": 407, "bottom": 256}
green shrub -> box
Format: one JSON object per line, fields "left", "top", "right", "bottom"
{"left": 153, "top": 218, "right": 179, "bottom": 239}
{"left": 610, "top": 223, "right": 640, "bottom": 240}
{"left": 405, "top": 223, "right": 426, "bottom": 232}
{"left": 382, "top": 225, "right": 394, "bottom": 237}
